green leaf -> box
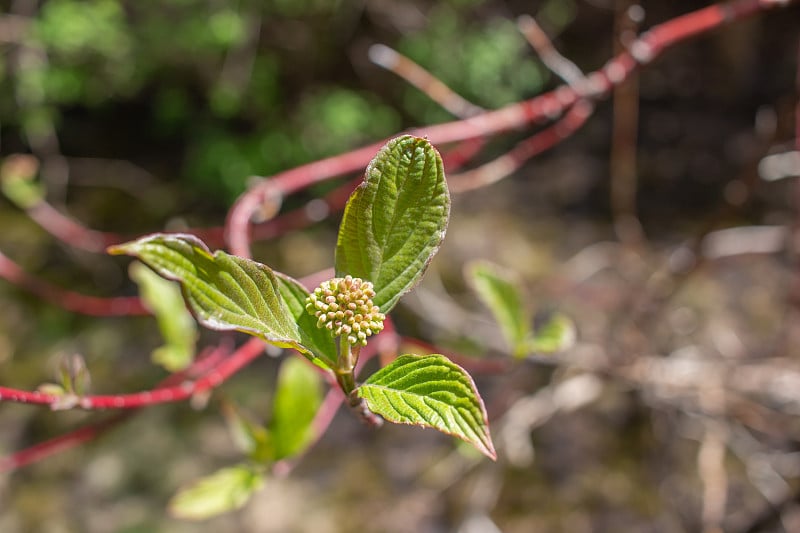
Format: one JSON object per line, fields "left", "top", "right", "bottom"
{"left": 220, "top": 399, "right": 271, "bottom": 463}
{"left": 335, "top": 135, "right": 449, "bottom": 314}
{"left": 466, "top": 260, "right": 531, "bottom": 357}
{"left": 130, "top": 261, "right": 197, "bottom": 371}
{"left": 357, "top": 354, "right": 495, "bottom": 459}
{"left": 57, "top": 353, "right": 91, "bottom": 397}
{"left": 108, "top": 234, "right": 305, "bottom": 353}
{"left": 168, "top": 464, "right": 263, "bottom": 520}
{"left": 275, "top": 273, "right": 337, "bottom": 369}
{"left": 270, "top": 356, "right": 323, "bottom": 460}
{"left": 527, "top": 312, "right": 576, "bottom": 355}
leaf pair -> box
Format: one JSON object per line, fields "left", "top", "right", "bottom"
{"left": 466, "top": 260, "right": 575, "bottom": 357}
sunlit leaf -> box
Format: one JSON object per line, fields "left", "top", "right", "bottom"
{"left": 275, "top": 273, "right": 337, "bottom": 369}
{"left": 130, "top": 261, "right": 197, "bottom": 371}
{"left": 357, "top": 354, "right": 495, "bottom": 459}
{"left": 270, "top": 357, "right": 323, "bottom": 460}
{"left": 527, "top": 312, "right": 576, "bottom": 354}
{"left": 466, "top": 260, "right": 531, "bottom": 357}
{"left": 168, "top": 464, "right": 263, "bottom": 520}
{"left": 335, "top": 135, "right": 449, "bottom": 314}
{"left": 109, "top": 234, "right": 306, "bottom": 354}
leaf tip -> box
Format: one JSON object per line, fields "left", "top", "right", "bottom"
{"left": 483, "top": 443, "right": 498, "bottom": 461}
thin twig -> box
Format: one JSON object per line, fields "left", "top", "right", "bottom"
{"left": 610, "top": 2, "right": 645, "bottom": 245}
{"left": 0, "top": 338, "right": 265, "bottom": 409}
{"left": 449, "top": 100, "right": 594, "bottom": 193}
{"left": 223, "top": 0, "right": 795, "bottom": 255}
{"left": 698, "top": 376, "right": 729, "bottom": 533}
{"left": 0, "top": 343, "right": 232, "bottom": 473}
{"left": 517, "top": 15, "right": 585, "bottom": 87}
{"left": 0, "top": 249, "right": 148, "bottom": 316}
{"left": 369, "top": 44, "right": 484, "bottom": 118}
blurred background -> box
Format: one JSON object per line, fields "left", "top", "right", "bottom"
{"left": 0, "top": 0, "right": 799, "bottom": 531}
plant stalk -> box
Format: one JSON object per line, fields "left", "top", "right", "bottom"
{"left": 335, "top": 336, "right": 357, "bottom": 395}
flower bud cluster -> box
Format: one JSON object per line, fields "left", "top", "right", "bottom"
{"left": 305, "top": 276, "right": 385, "bottom": 346}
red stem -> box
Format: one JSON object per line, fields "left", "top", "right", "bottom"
{"left": 0, "top": 414, "right": 128, "bottom": 473}
{"left": 0, "top": 338, "right": 265, "bottom": 409}
{"left": 2, "top": 0, "right": 788, "bottom": 262}
{"left": 449, "top": 100, "right": 594, "bottom": 193}
{"left": 440, "top": 138, "right": 488, "bottom": 171}
{"left": 250, "top": 176, "right": 360, "bottom": 242}
{"left": 225, "top": 0, "right": 792, "bottom": 255}
{"left": 0, "top": 249, "right": 148, "bottom": 316}
{"left": 27, "top": 202, "right": 123, "bottom": 253}
{"left": 0, "top": 343, "right": 232, "bottom": 473}
{"left": 0, "top": 177, "right": 363, "bottom": 318}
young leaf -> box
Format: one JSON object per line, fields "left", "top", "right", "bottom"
{"left": 168, "top": 464, "right": 263, "bottom": 520}
{"left": 220, "top": 399, "right": 272, "bottom": 463}
{"left": 130, "top": 261, "right": 197, "bottom": 371}
{"left": 527, "top": 312, "right": 576, "bottom": 354}
{"left": 466, "top": 260, "right": 531, "bottom": 357}
{"left": 356, "top": 354, "right": 496, "bottom": 460}
{"left": 108, "top": 234, "right": 306, "bottom": 354}
{"left": 275, "top": 273, "right": 337, "bottom": 368}
{"left": 57, "top": 353, "right": 91, "bottom": 396}
{"left": 270, "top": 356, "right": 323, "bottom": 460}
{"left": 335, "top": 135, "right": 450, "bottom": 314}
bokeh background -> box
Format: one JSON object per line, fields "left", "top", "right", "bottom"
{"left": 1, "top": 0, "right": 799, "bottom": 531}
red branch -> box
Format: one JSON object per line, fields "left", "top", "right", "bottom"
{"left": 251, "top": 176, "right": 360, "bottom": 242}
{"left": 26, "top": 202, "right": 123, "bottom": 253}
{"left": 0, "top": 338, "right": 265, "bottom": 409}
{"left": 0, "top": 414, "right": 128, "bottom": 473}
{"left": 0, "top": 249, "right": 147, "bottom": 316}
{"left": 449, "top": 100, "right": 595, "bottom": 193}
{"left": 0, "top": 343, "right": 232, "bottom": 473}
{"left": 0, "top": 178, "right": 361, "bottom": 317}
{"left": 6, "top": 175, "right": 360, "bottom": 253}
{"left": 224, "top": 0, "right": 794, "bottom": 256}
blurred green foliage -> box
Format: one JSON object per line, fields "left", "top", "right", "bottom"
{"left": 3, "top": 0, "right": 394, "bottom": 202}
{"left": 0, "top": 0, "right": 571, "bottom": 204}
